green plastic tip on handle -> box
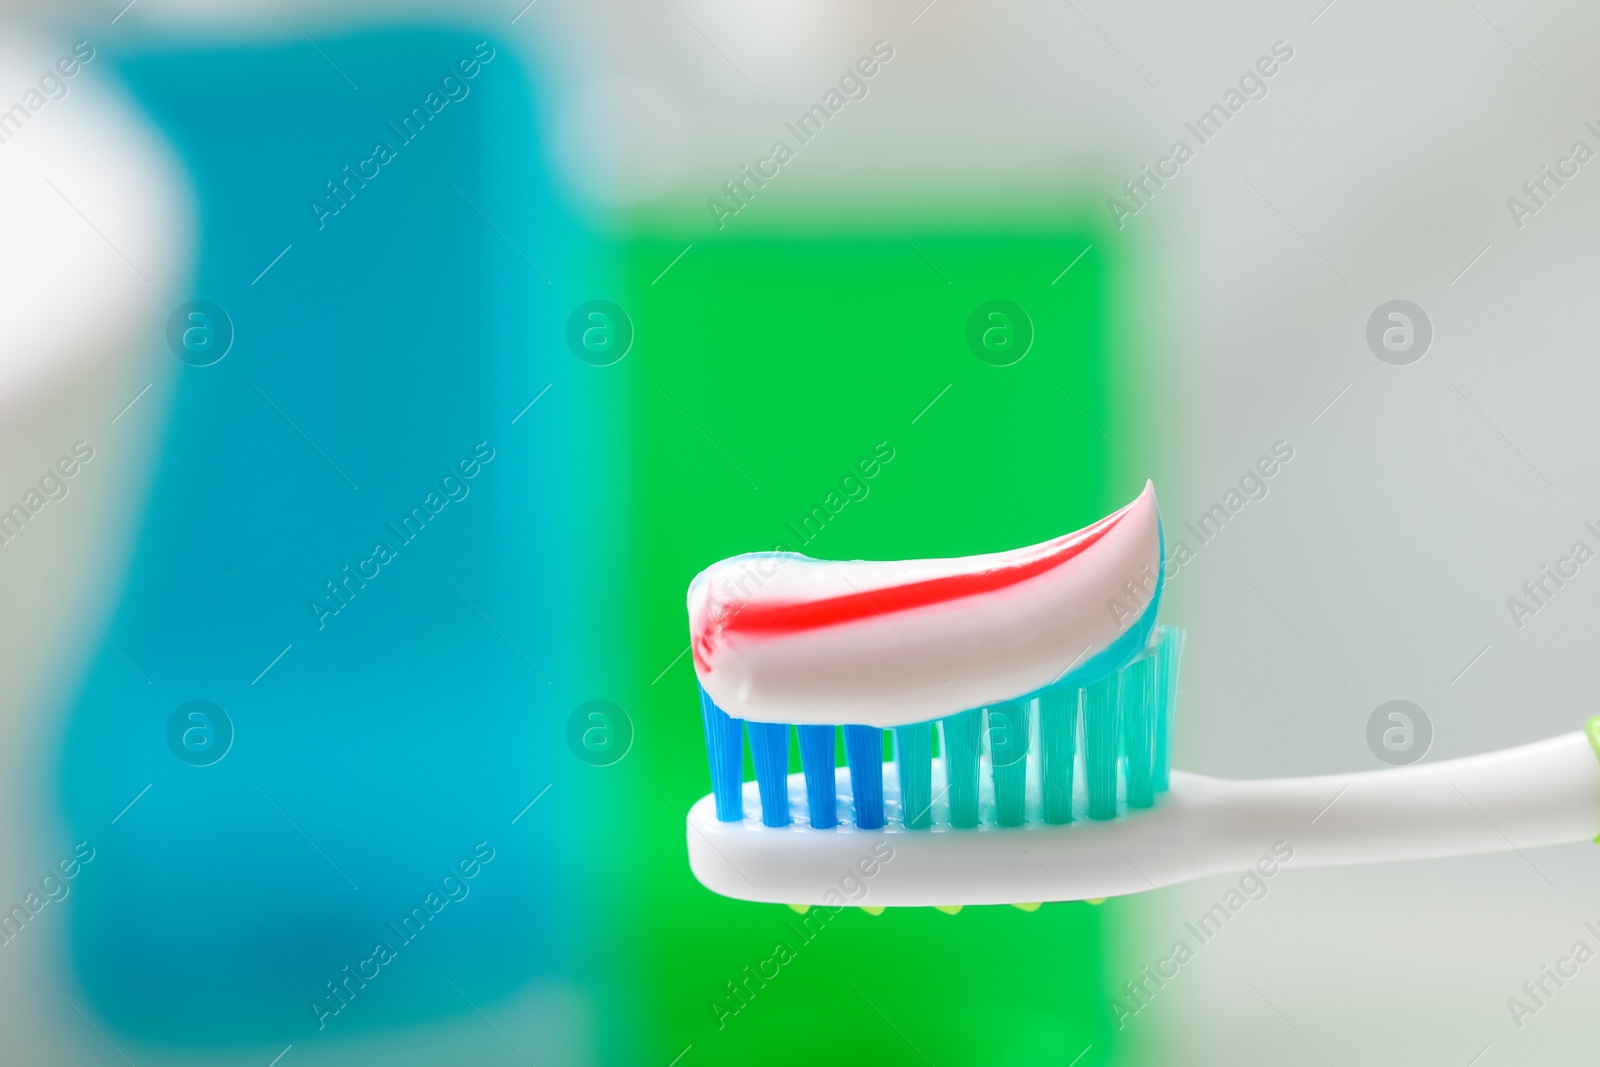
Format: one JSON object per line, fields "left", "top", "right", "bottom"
{"left": 1588, "top": 718, "right": 1600, "bottom": 844}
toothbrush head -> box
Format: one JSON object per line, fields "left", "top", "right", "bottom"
{"left": 683, "top": 485, "right": 1186, "bottom": 907}
{"left": 687, "top": 626, "right": 1186, "bottom": 906}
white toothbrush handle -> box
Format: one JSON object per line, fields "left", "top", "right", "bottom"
{"left": 1214, "top": 728, "right": 1600, "bottom": 869}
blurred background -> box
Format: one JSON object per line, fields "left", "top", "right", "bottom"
{"left": 2, "top": 0, "right": 1599, "bottom": 1064}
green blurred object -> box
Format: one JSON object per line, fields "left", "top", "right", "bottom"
{"left": 611, "top": 209, "right": 1138, "bottom": 1065}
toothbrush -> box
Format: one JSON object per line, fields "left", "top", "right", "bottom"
{"left": 683, "top": 483, "right": 1600, "bottom": 907}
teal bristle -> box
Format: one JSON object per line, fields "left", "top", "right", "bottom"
{"left": 941, "top": 709, "right": 981, "bottom": 828}
{"left": 894, "top": 723, "right": 933, "bottom": 828}
{"left": 987, "top": 701, "right": 1028, "bottom": 827}
{"left": 1083, "top": 672, "right": 1121, "bottom": 820}
{"left": 797, "top": 724, "right": 838, "bottom": 828}
{"left": 746, "top": 721, "right": 792, "bottom": 827}
{"left": 1120, "top": 654, "right": 1158, "bottom": 809}
{"left": 843, "top": 725, "right": 885, "bottom": 829}
{"left": 1038, "top": 686, "right": 1078, "bottom": 824}
{"left": 1153, "top": 626, "right": 1185, "bottom": 794}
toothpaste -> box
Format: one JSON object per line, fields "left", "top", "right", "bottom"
{"left": 688, "top": 481, "right": 1164, "bottom": 727}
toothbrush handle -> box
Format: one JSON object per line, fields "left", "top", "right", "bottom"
{"left": 1215, "top": 730, "right": 1600, "bottom": 870}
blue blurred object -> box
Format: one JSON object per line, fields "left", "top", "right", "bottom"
{"left": 56, "top": 26, "right": 608, "bottom": 1045}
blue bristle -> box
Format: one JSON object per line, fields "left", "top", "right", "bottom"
{"left": 941, "top": 709, "right": 981, "bottom": 828}
{"left": 1083, "top": 672, "right": 1122, "bottom": 820}
{"left": 699, "top": 685, "right": 744, "bottom": 822}
{"left": 746, "top": 721, "right": 792, "bottom": 827}
{"left": 797, "top": 725, "right": 838, "bottom": 828}
{"left": 1039, "top": 686, "right": 1078, "bottom": 825}
{"left": 895, "top": 723, "right": 933, "bottom": 828}
{"left": 843, "top": 725, "right": 885, "bottom": 830}
{"left": 1154, "top": 626, "right": 1186, "bottom": 794}
{"left": 1121, "top": 654, "right": 1158, "bottom": 809}
{"left": 987, "top": 700, "right": 1028, "bottom": 827}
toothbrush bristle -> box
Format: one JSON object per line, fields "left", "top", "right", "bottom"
{"left": 696, "top": 625, "right": 1186, "bottom": 831}
{"left": 987, "top": 701, "right": 1028, "bottom": 827}
{"left": 1083, "top": 672, "right": 1121, "bottom": 820}
{"left": 843, "top": 725, "right": 885, "bottom": 830}
{"left": 797, "top": 724, "right": 838, "bottom": 828}
{"left": 1038, "top": 687, "right": 1078, "bottom": 825}
{"left": 1153, "top": 625, "right": 1185, "bottom": 794}
{"left": 1121, "top": 654, "right": 1158, "bottom": 810}
{"left": 699, "top": 688, "right": 745, "bottom": 822}
{"left": 747, "top": 721, "right": 792, "bottom": 827}
{"left": 894, "top": 723, "right": 933, "bottom": 829}
{"left": 941, "top": 709, "right": 981, "bottom": 828}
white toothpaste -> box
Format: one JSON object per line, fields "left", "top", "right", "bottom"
{"left": 688, "top": 481, "right": 1164, "bottom": 727}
